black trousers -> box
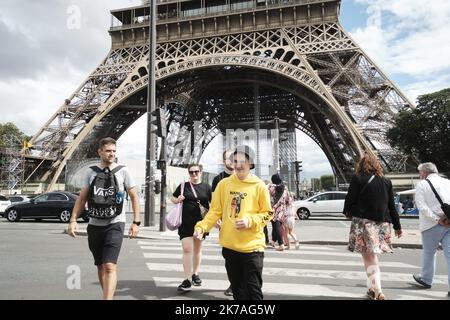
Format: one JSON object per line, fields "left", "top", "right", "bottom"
{"left": 222, "top": 247, "right": 264, "bottom": 300}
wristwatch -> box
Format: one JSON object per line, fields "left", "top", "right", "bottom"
{"left": 132, "top": 221, "right": 141, "bottom": 226}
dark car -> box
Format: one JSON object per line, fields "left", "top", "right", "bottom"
{"left": 4, "top": 191, "right": 88, "bottom": 223}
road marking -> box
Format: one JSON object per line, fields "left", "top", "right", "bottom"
{"left": 139, "top": 245, "right": 361, "bottom": 257}
{"left": 142, "top": 252, "right": 419, "bottom": 269}
{"left": 151, "top": 277, "right": 364, "bottom": 299}
{"left": 137, "top": 240, "right": 338, "bottom": 251}
{"left": 146, "top": 262, "right": 447, "bottom": 284}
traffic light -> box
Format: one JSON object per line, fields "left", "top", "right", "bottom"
{"left": 151, "top": 108, "right": 167, "bottom": 138}
{"left": 154, "top": 180, "right": 161, "bottom": 194}
{"left": 157, "top": 160, "right": 166, "bottom": 170}
{"left": 279, "top": 127, "right": 289, "bottom": 142}
{"left": 294, "top": 160, "right": 303, "bottom": 173}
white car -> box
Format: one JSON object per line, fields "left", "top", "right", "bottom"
{"left": 293, "top": 191, "right": 347, "bottom": 220}
{"left": 0, "top": 194, "right": 12, "bottom": 216}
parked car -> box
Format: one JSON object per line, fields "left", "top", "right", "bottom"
{"left": 3, "top": 191, "right": 88, "bottom": 223}
{"left": 394, "top": 189, "right": 418, "bottom": 215}
{"left": 0, "top": 194, "right": 12, "bottom": 216}
{"left": 292, "top": 191, "right": 347, "bottom": 220}
{"left": 8, "top": 195, "right": 32, "bottom": 203}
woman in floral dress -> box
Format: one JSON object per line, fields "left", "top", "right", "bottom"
{"left": 343, "top": 153, "right": 403, "bottom": 300}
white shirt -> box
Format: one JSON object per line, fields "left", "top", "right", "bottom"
{"left": 415, "top": 173, "right": 450, "bottom": 232}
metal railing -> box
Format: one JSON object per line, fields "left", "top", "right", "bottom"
{"left": 110, "top": 0, "right": 332, "bottom": 30}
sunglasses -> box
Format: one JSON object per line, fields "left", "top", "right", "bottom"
{"left": 189, "top": 170, "right": 200, "bottom": 175}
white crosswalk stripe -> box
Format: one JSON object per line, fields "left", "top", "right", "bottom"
{"left": 138, "top": 239, "right": 449, "bottom": 300}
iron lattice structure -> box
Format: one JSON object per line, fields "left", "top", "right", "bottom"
{"left": 0, "top": 135, "right": 24, "bottom": 191}
{"left": 26, "top": 0, "right": 415, "bottom": 189}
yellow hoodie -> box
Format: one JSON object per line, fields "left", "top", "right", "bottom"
{"left": 195, "top": 173, "right": 273, "bottom": 253}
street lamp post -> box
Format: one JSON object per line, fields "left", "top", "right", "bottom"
{"left": 144, "top": 0, "right": 157, "bottom": 227}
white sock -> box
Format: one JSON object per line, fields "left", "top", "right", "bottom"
{"left": 366, "top": 265, "right": 381, "bottom": 293}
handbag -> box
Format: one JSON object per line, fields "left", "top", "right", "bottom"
{"left": 189, "top": 182, "right": 209, "bottom": 218}
{"left": 165, "top": 182, "right": 184, "bottom": 231}
{"left": 425, "top": 179, "right": 450, "bottom": 219}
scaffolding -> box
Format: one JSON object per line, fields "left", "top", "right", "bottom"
{"left": 0, "top": 135, "right": 24, "bottom": 193}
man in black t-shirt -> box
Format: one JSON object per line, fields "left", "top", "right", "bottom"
{"left": 212, "top": 150, "right": 234, "bottom": 296}
{"left": 212, "top": 150, "right": 235, "bottom": 192}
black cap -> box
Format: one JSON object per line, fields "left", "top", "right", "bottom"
{"left": 233, "top": 145, "right": 255, "bottom": 170}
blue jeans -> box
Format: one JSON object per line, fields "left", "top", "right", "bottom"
{"left": 420, "top": 224, "right": 450, "bottom": 288}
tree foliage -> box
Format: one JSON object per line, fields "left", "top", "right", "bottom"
{"left": 311, "top": 178, "right": 321, "bottom": 191}
{"left": 320, "top": 175, "right": 335, "bottom": 191}
{"left": 0, "top": 122, "right": 29, "bottom": 149}
{"left": 387, "top": 88, "right": 450, "bottom": 172}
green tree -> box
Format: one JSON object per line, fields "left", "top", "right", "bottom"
{"left": 320, "top": 175, "right": 335, "bottom": 191}
{"left": 311, "top": 178, "right": 321, "bottom": 192}
{"left": 387, "top": 88, "right": 450, "bottom": 172}
{"left": 0, "top": 122, "right": 29, "bottom": 149}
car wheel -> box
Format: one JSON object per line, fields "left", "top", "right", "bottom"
{"left": 297, "top": 208, "right": 310, "bottom": 220}
{"left": 59, "top": 210, "right": 71, "bottom": 223}
{"left": 6, "top": 209, "right": 21, "bottom": 222}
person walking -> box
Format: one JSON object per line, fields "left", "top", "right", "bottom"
{"left": 412, "top": 162, "right": 450, "bottom": 296}
{"left": 194, "top": 145, "right": 273, "bottom": 300}
{"left": 343, "top": 153, "right": 402, "bottom": 300}
{"left": 269, "top": 174, "right": 300, "bottom": 250}
{"left": 67, "top": 137, "right": 141, "bottom": 300}
{"left": 212, "top": 150, "right": 235, "bottom": 296}
{"left": 268, "top": 174, "right": 292, "bottom": 251}
{"left": 212, "top": 150, "right": 235, "bottom": 192}
{"left": 170, "top": 164, "right": 212, "bottom": 293}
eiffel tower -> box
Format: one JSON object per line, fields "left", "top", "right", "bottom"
{"left": 25, "top": 0, "right": 415, "bottom": 190}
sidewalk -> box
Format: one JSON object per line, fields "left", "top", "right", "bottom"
{"left": 70, "top": 214, "right": 423, "bottom": 249}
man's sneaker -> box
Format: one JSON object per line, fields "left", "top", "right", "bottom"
{"left": 413, "top": 274, "right": 432, "bottom": 289}
{"left": 177, "top": 279, "right": 192, "bottom": 292}
{"left": 192, "top": 274, "right": 202, "bottom": 286}
{"left": 224, "top": 285, "right": 233, "bottom": 296}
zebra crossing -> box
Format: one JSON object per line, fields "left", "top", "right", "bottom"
{"left": 137, "top": 238, "right": 449, "bottom": 300}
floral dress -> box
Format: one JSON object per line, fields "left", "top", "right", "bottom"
{"left": 268, "top": 184, "right": 292, "bottom": 222}
{"left": 348, "top": 217, "right": 393, "bottom": 254}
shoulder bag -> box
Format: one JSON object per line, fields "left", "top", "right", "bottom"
{"left": 165, "top": 182, "right": 184, "bottom": 230}
{"left": 425, "top": 179, "right": 450, "bottom": 219}
{"left": 189, "top": 182, "right": 209, "bottom": 218}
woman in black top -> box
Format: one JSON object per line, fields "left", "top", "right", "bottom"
{"left": 343, "top": 153, "right": 402, "bottom": 300}
{"left": 170, "top": 164, "right": 212, "bottom": 293}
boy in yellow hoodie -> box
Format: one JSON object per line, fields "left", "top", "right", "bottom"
{"left": 194, "top": 145, "right": 273, "bottom": 300}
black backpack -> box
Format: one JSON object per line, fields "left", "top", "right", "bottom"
{"left": 87, "top": 165, "right": 125, "bottom": 219}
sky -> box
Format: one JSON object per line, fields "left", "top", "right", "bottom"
{"left": 1, "top": 0, "right": 450, "bottom": 179}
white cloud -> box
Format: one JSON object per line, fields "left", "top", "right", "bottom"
{"left": 351, "top": 0, "right": 450, "bottom": 100}
{"left": 296, "top": 131, "right": 333, "bottom": 179}
{"left": 0, "top": 0, "right": 142, "bottom": 134}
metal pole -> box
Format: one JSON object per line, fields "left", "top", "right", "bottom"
{"left": 159, "top": 136, "right": 167, "bottom": 232}
{"left": 274, "top": 116, "right": 280, "bottom": 172}
{"left": 144, "top": 0, "right": 157, "bottom": 227}
{"left": 254, "top": 84, "right": 260, "bottom": 177}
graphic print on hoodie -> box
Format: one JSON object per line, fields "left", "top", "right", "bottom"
{"left": 195, "top": 173, "right": 273, "bottom": 253}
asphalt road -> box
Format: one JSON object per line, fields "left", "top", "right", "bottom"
{"left": 0, "top": 218, "right": 448, "bottom": 300}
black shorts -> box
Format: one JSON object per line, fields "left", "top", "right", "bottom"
{"left": 178, "top": 219, "right": 209, "bottom": 240}
{"left": 87, "top": 222, "right": 125, "bottom": 266}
